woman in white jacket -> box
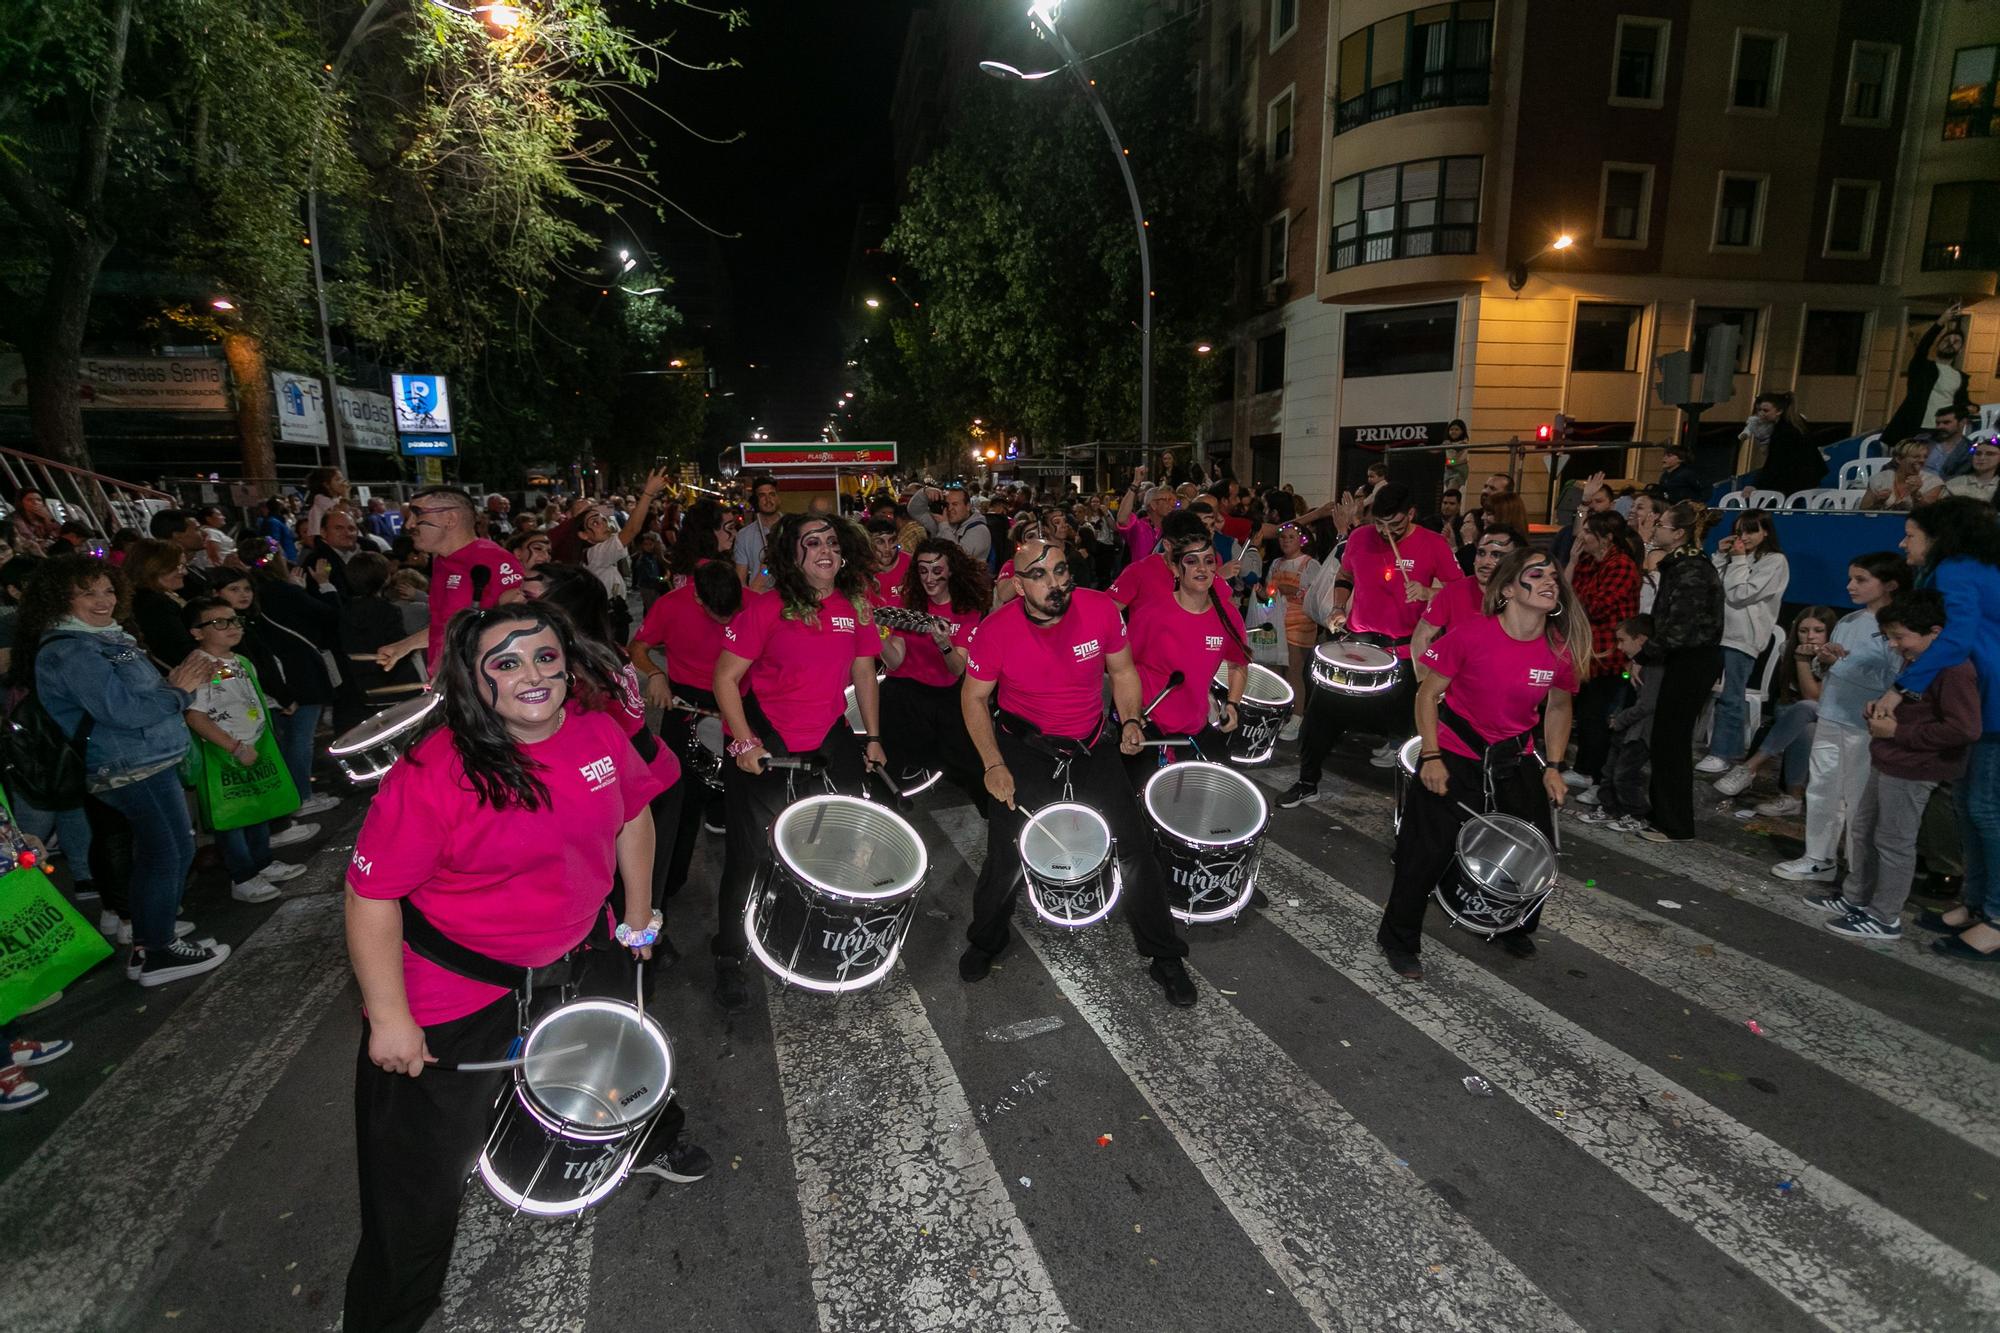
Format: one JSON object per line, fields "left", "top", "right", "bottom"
{"left": 1699, "top": 510, "right": 1789, "bottom": 773}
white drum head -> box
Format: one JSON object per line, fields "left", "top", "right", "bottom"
{"left": 1019, "top": 803, "right": 1112, "bottom": 885}
{"left": 773, "top": 795, "right": 927, "bottom": 904}
{"left": 1314, "top": 641, "right": 1396, "bottom": 672}
{"left": 695, "top": 715, "right": 725, "bottom": 755}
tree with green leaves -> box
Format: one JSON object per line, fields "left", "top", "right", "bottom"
{"left": 871, "top": 11, "right": 1239, "bottom": 465}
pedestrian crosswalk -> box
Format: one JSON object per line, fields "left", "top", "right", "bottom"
{"left": 1, "top": 759, "right": 1997, "bottom": 1332}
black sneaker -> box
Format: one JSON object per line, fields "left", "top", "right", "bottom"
{"left": 1276, "top": 782, "right": 1319, "bottom": 809}
{"left": 1249, "top": 886, "right": 1271, "bottom": 909}
{"left": 1382, "top": 950, "right": 1423, "bottom": 981}
{"left": 713, "top": 958, "right": 751, "bottom": 1013}
{"left": 137, "top": 938, "right": 231, "bottom": 988}
{"left": 1498, "top": 932, "right": 1537, "bottom": 958}
{"left": 958, "top": 943, "right": 1004, "bottom": 984}
{"left": 1802, "top": 891, "right": 1859, "bottom": 916}
{"left": 634, "top": 1140, "right": 712, "bottom": 1183}
{"left": 1148, "top": 957, "right": 1198, "bottom": 1007}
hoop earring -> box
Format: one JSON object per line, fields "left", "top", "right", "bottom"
{"left": 1548, "top": 602, "right": 1564, "bottom": 618}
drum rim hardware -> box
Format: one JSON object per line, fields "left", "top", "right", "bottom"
{"left": 326, "top": 691, "right": 442, "bottom": 784}
{"left": 745, "top": 793, "right": 928, "bottom": 994}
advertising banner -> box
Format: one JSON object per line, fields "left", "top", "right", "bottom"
{"left": 738, "top": 441, "right": 897, "bottom": 468}
{"left": 390, "top": 373, "right": 452, "bottom": 434}
{"left": 271, "top": 370, "right": 329, "bottom": 445}
{"left": 0, "top": 354, "right": 231, "bottom": 413}
{"left": 335, "top": 386, "right": 396, "bottom": 453}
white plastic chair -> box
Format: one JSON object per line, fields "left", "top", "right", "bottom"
{"left": 1783, "top": 489, "right": 1822, "bottom": 509}
{"left": 1718, "top": 490, "right": 1750, "bottom": 509}
{"left": 1749, "top": 489, "right": 1786, "bottom": 509}
{"left": 1701, "top": 624, "right": 1789, "bottom": 753}
{"left": 1837, "top": 457, "right": 1886, "bottom": 489}
{"left": 1856, "top": 431, "right": 1886, "bottom": 460}
{"left": 1811, "top": 488, "right": 1863, "bottom": 511}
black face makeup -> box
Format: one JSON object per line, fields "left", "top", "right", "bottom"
{"left": 1016, "top": 541, "right": 1073, "bottom": 621}
{"left": 475, "top": 623, "right": 568, "bottom": 735}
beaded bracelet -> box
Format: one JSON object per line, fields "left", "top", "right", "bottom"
{"left": 615, "top": 909, "right": 665, "bottom": 948}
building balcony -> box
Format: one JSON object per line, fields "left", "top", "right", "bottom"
{"left": 1333, "top": 69, "right": 1490, "bottom": 135}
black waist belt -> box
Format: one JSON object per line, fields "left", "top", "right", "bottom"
{"left": 1437, "top": 698, "right": 1537, "bottom": 772}
{"left": 399, "top": 897, "right": 590, "bottom": 994}
{"left": 670, "top": 682, "right": 720, "bottom": 712}
{"left": 994, "top": 705, "right": 1106, "bottom": 750}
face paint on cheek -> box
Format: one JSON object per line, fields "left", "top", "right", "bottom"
{"left": 478, "top": 627, "right": 547, "bottom": 709}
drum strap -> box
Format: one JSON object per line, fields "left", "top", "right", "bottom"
{"left": 1436, "top": 699, "right": 1537, "bottom": 778}
{"left": 398, "top": 898, "right": 589, "bottom": 995}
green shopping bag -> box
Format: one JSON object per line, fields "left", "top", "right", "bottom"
{"left": 187, "top": 725, "right": 300, "bottom": 832}
{"left": 0, "top": 864, "right": 113, "bottom": 1024}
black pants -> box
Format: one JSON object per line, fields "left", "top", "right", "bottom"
{"left": 343, "top": 952, "right": 686, "bottom": 1333}
{"left": 1571, "top": 673, "right": 1624, "bottom": 783}
{"left": 1298, "top": 664, "right": 1415, "bottom": 786}
{"left": 654, "top": 691, "right": 724, "bottom": 904}
{"left": 969, "top": 725, "right": 1187, "bottom": 961}
{"left": 80, "top": 793, "right": 133, "bottom": 920}
{"left": 1648, "top": 645, "right": 1723, "bottom": 839}
{"left": 880, "top": 676, "right": 983, "bottom": 803}
{"left": 1601, "top": 732, "right": 1650, "bottom": 819}
{"left": 1379, "top": 749, "right": 1553, "bottom": 957}
{"left": 716, "top": 709, "right": 866, "bottom": 959}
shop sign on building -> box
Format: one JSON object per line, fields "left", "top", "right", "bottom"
{"left": 0, "top": 354, "right": 231, "bottom": 412}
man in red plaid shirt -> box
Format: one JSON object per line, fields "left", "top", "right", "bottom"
{"left": 1566, "top": 510, "right": 1645, "bottom": 790}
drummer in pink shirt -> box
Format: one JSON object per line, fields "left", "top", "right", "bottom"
{"left": 1281, "top": 482, "right": 1464, "bottom": 808}
{"left": 1380, "top": 548, "right": 1587, "bottom": 979}
{"left": 960, "top": 533, "right": 1196, "bottom": 1007}
{"left": 1411, "top": 524, "right": 1530, "bottom": 673}
{"left": 342, "top": 601, "right": 707, "bottom": 1333}
{"left": 868, "top": 517, "right": 912, "bottom": 602}
{"left": 710, "top": 513, "right": 885, "bottom": 1013}
{"left": 372, "top": 486, "right": 525, "bottom": 676}
{"left": 1107, "top": 510, "right": 1212, "bottom": 616}
{"left": 1123, "top": 525, "right": 1250, "bottom": 781}
{"left": 878, "top": 538, "right": 990, "bottom": 801}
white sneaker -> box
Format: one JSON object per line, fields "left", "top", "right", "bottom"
{"left": 260, "top": 860, "right": 308, "bottom": 884}
{"left": 268, "top": 822, "right": 321, "bottom": 849}
{"left": 1279, "top": 716, "right": 1302, "bottom": 742}
{"left": 1606, "top": 816, "right": 1647, "bottom": 833}
{"left": 1713, "top": 764, "right": 1755, "bottom": 797}
{"left": 1755, "top": 794, "right": 1803, "bottom": 817}
{"left": 1772, "top": 857, "right": 1838, "bottom": 883}
{"left": 1562, "top": 769, "right": 1592, "bottom": 789}
{"left": 99, "top": 909, "right": 120, "bottom": 938}
{"left": 1574, "top": 785, "right": 1600, "bottom": 807}
{"left": 1695, "top": 755, "right": 1732, "bottom": 775}
{"left": 295, "top": 794, "right": 341, "bottom": 818}
{"left": 231, "top": 876, "right": 281, "bottom": 904}
{"left": 1369, "top": 741, "right": 1399, "bottom": 769}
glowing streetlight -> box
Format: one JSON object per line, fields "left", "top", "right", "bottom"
{"left": 1508, "top": 232, "right": 1580, "bottom": 291}
{"left": 864, "top": 297, "right": 881, "bottom": 309}
{"left": 209, "top": 298, "right": 236, "bottom": 312}
{"left": 1551, "top": 233, "right": 1575, "bottom": 251}
{"left": 1194, "top": 342, "right": 1213, "bottom": 355}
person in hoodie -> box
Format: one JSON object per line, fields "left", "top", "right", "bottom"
{"left": 1581, "top": 614, "right": 1660, "bottom": 835}
{"left": 1815, "top": 591, "right": 1981, "bottom": 944}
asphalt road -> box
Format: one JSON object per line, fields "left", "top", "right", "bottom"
{"left": 2, "top": 734, "right": 1996, "bottom": 1333}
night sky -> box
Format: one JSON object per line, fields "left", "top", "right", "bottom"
{"left": 636, "top": 0, "right": 917, "bottom": 442}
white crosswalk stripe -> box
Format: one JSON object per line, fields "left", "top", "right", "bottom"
{"left": 1261, "top": 767, "right": 2000, "bottom": 1157}
{"left": 933, "top": 807, "right": 1582, "bottom": 1333}
{"left": 767, "top": 978, "right": 1069, "bottom": 1331}
{"left": 1244, "top": 838, "right": 2000, "bottom": 1332}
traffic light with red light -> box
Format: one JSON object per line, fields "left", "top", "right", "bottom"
{"left": 1535, "top": 423, "right": 1553, "bottom": 443}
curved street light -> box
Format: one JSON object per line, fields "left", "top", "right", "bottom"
{"left": 981, "top": 2, "right": 1154, "bottom": 444}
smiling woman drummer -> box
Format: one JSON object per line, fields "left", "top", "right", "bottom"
{"left": 1379, "top": 548, "right": 1590, "bottom": 983}
{"left": 342, "top": 601, "right": 709, "bottom": 1333}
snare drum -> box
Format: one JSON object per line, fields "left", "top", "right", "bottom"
{"left": 686, "top": 713, "right": 725, "bottom": 793}
{"left": 1392, "top": 736, "right": 1423, "bottom": 833}
{"left": 1435, "top": 812, "right": 1558, "bottom": 937}
{"left": 1144, "top": 762, "right": 1268, "bottom": 924}
{"left": 327, "top": 692, "right": 442, "bottom": 785}
{"left": 745, "top": 795, "right": 927, "bottom": 993}
{"left": 1212, "top": 662, "right": 1294, "bottom": 766}
{"left": 1309, "top": 639, "right": 1401, "bottom": 696}
{"left": 476, "top": 998, "right": 675, "bottom": 1217}
{"left": 1019, "top": 803, "right": 1119, "bottom": 928}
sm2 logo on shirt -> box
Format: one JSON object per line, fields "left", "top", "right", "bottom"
{"left": 579, "top": 756, "right": 618, "bottom": 790}
{"left": 1528, "top": 668, "right": 1555, "bottom": 687}
{"left": 1071, "top": 638, "right": 1102, "bottom": 663}
{"left": 1205, "top": 636, "right": 1225, "bottom": 652}
{"left": 830, "top": 616, "right": 857, "bottom": 634}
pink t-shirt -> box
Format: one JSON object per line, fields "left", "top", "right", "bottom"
{"left": 1108, "top": 554, "right": 1173, "bottom": 613}
{"left": 874, "top": 549, "right": 912, "bottom": 603}
{"left": 633, "top": 581, "right": 733, "bottom": 691}
{"left": 426, "top": 539, "right": 525, "bottom": 668}
{"left": 722, "top": 591, "right": 875, "bottom": 751}
{"left": 966, "top": 589, "right": 1126, "bottom": 739}
{"left": 565, "top": 663, "right": 681, "bottom": 793}
{"left": 1128, "top": 594, "right": 1249, "bottom": 735}
{"left": 1420, "top": 613, "right": 1578, "bottom": 760}
{"left": 347, "top": 710, "right": 665, "bottom": 1026}
{"left": 1343, "top": 525, "right": 1463, "bottom": 657}
{"left": 1420, "top": 575, "right": 1485, "bottom": 632}
{"left": 1119, "top": 514, "right": 1162, "bottom": 564}
{"left": 887, "top": 601, "right": 983, "bottom": 689}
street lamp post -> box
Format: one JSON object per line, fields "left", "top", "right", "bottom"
{"left": 982, "top": 1, "right": 1153, "bottom": 445}
{"left": 306, "top": 0, "right": 519, "bottom": 475}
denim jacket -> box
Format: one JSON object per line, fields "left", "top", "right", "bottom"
{"left": 34, "top": 628, "right": 192, "bottom": 784}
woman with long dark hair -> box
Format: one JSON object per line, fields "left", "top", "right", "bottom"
{"left": 1641, "top": 502, "right": 1725, "bottom": 841}
{"left": 342, "top": 600, "right": 707, "bottom": 1333}
{"left": 1380, "top": 548, "right": 1590, "bottom": 979}
{"left": 1883, "top": 497, "right": 2000, "bottom": 958}
{"left": 12, "top": 556, "right": 224, "bottom": 984}
{"left": 1566, "top": 511, "right": 1643, "bottom": 791}
{"left": 629, "top": 559, "right": 742, "bottom": 906}
{"left": 668, "top": 498, "right": 736, "bottom": 590}
{"left": 878, "top": 538, "right": 990, "bottom": 799}
{"left": 123, "top": 538, "right": 196, "bottom": 667}
{"left": 709, "top": 513, "right": 885, "bottom": 1012}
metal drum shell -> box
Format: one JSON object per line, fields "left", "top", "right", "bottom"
{"left": 744, "top": 794, "right": 928, "bottom": 993}
{"left": 1392, "top": 736, "right": 1423, "bottom": 834}
{"left": 1308, "top": 639, "right": 1401, "bottom": 696}
{"left": 326, "top": 692, "right": 441, "bottom": 785}
{"left": 1143, "top": 761, "right": 1269, "bottom": 924}
{"left": 1018, "top": 802, "right": 1120, "bottom": 929}
{"left": 1212, "top": 661, "right": 1294, "bottom": 766}
{"left": 1435, "top": 812, "right": 1559, "bottom": 937}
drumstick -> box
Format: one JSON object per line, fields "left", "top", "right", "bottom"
{"left": 1457, "top": 802, "right": 1524, "bottom": 842}
{"left": 1383, "top": 525, "right": 1418, "bottom": 602}
{"left": 446, "top": 1041, "right": 589, "bottom": 1073}
{"left": 1139, "top": 670, "right": 1187, "bottom": 723}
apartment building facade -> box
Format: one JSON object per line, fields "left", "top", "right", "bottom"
{"left": 1202, "top": 0, "right": 2000, "bottom": 509}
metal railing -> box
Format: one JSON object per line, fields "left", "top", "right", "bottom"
{"left": 0, "top": 444, "right": 174, "bottom": 539}
{"left": 1333, "top": 68, "right": 1490, "bottom": 135}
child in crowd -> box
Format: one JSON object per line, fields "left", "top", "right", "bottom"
{"left": 1814, "top": 592, "right": 1981, "bottom": 942}
{"left": 1773, "top": 552, "right": 1909, "bottom": 883}
{"left": 180, "top": 597, "right": 308, "bottom": 904}
{"left": 1714, "top": 606, "right": 1839, "bottom": 818}
{"left": 1257, "top": 523, "right": 1321, "bottom": 740}
{"left": 1584, "top": 614, "right": 1658, "bottom": 834}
